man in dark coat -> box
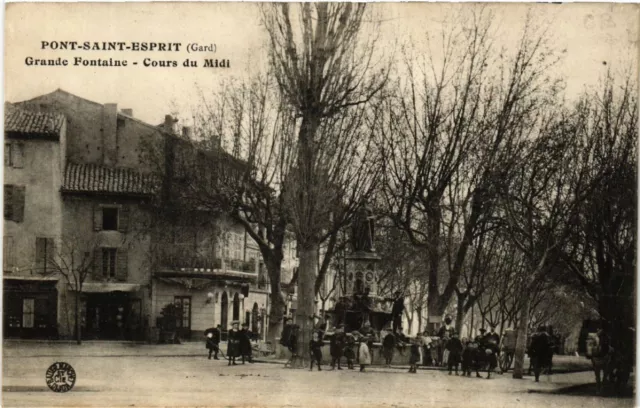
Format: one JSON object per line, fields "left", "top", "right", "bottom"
{"left": 382, "top": 331, "right": 396, "bottom": 366}
{"left": 330, "top": 325, "right": 346, "bottom": 370}
{"left": 528, "top": 326, "right": 552, "bottom": 382}
{"left": 391, "top": 291, "right": 405, "bottom": 333}
{"left": 239, "top": 322, "right": 254, "bottom": 364}
{"left": 446, "top": 332, "right": 464, "bottom": 375}
{"left": 204, "top": 324, "right": 222, "bottom": 360}
{"left": 227, "top": 321, "right": 241, "bottom": 366}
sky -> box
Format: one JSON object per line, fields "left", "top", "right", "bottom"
{"left": 4, "top": 2, "right": 639, "bottom": 126}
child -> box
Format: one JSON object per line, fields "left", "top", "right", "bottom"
{"left": 309, "top": 331, "right": 323, "bottom": 371}
{"left": 408, "top": 338, "right": 421, "bottom": 373}
{"left": 358, "top": 335, "right": 372, "bottom": 372}
{"left": 462, "top": 340, "right": 477, "bottom": 377}
{"left": 344, "top": 333, "right": 356, "bottom": 369}
{"left": 446, "top": 332, "right": 464, "bottom": 375}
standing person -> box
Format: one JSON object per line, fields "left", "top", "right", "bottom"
{"left": 330, "top": 325, "right": 346, "bottom": 370}
{"left": 239, "top": 322, "right": 254, "bottom": 364}
{"left": 461, "top": 338, "right": 475, "bottom": 377}
{"left": 408, "top": 338, "right": 421, "bottom": 373}
{"left": 391, "top": 291, "right": 405, "bottom": 333}
{"left": 528, "top": 326, "right": 551, "bottom": 382}
{"left": 227, "top": 321, "right": 241, "bottom": 366}
{"left": 204, "top": 325, "right": 222, "bottom": 360}
{"left": 344, "top": 332, "right": 357, "bottom": 370}
{"left": 309, "top": 331, "right": 324, "bottom": 371}
{"left": 357, "top": 335, "right": 372, "bottom": 372}
{"left": 486, "top": 326, "right": 500, "bottom": 347}
{"left": 382, "top": 330, "right": 397, "bottom": 367}
{"left": 446, "top": 332, "right": 464, "bottom": 375}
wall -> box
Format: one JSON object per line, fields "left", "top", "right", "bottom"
{"left": 61, "top": 195, "right": 151, "bottom": 285}
{"left": 153, "top": 280, "right": 268, "bottom": 338}
{"left": 4, "top": 126, "right": 65, "bottom": 275}
{"left": 15, "top": 90, "right": 165, "bottom": 172}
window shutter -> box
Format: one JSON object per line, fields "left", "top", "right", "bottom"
{"left": 4, "top": 143, "right": 12, "bottom": 167}
{"left": 93, "top": 248, "right": 102, "bottom": 280}
{"left": 46, "top": 238, "right": 55, "bottom": 270}
{"left": 3, "top": 236, "right": 14, "bottom": 271}
{"left": 118, "top": 205, "right": 130, "bottom": 233}
{"left": 93, "top": 205, "right": 102, "bottom": 231}
{"left": 12, "top": 143, "right": 24, "bottom": 169}
{"left": 13, "top": 186, "right": 25, "bottom": 223}
{"left": 116, "top": 249, "right": 128, "bottom": 281}
{"left": 4, "top": 185, "right": 13, "bottom": 220}
{"left": 36, "top": 237, "right": 45, "bottom": 271}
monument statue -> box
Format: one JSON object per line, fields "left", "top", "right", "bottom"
{"left": 352, "top": 204, "right": 375, "bottom": 252}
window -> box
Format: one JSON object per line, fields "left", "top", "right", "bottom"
{"left": 3, "top": 236, "right": 14, "bottom": 272}
{"left": 102, "top": 248, "right": 117, "bottom": 278}
{"left": 234, "top": 233, "right": 243, "bottom": 261}
{"left": 4, "top": 185, "right": 25, "bottom": 223}
{"left": 35, "top": 237, "right": 55, "bottom": 273}
{"left": 174, "top": 296, "right": 191, "bottom": 329}
{"left": 102, "top": 207, "right": 118, "bottom": 230}
{"left": 22, "top": 298, "right": 35, "bottom": 329}
{"left": 4, "top": 142, "right": 24, "bottom": 168}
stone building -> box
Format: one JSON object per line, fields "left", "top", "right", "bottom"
{"left": 3, "top": 104, "right": 66, "bottom": 339}
{"left": 4, "top": 89, "right": 280, "bottom": 341}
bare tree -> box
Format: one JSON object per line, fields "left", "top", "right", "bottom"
{"left": 377, "top": 8, "right": 562, "bottom": 325}
{"left": 558, "top": 73, "right": 637, "bottom": 374}
{"left": 46, "top": 235, "right": 98, "bottom": 345}
{"left": 261, "top": 3, "right": 388, "bottom": 363}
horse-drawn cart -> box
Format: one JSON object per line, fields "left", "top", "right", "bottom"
{"left": 499, "top": 329, "right": 517, "bottom": 372}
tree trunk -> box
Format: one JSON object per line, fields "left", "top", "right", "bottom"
{"left": 405, "top": 309, "right": 413, "bottom": 335}
{"left": 469, "top": 303, "right": 475, "bottom": 338}
{"left": 512, "top": 296, "right": 530, "bottom": 379}
{"left": 75, "top": 289, "right": 82, "bottom": 345}
{"left": 267, "top": 291, "right": 286, "bottom": 344}
{"left": 295, "top": 245, "right": 318, "bottom": 368}
{"left": 417, "top": 307, "right": 423, "bottom": 334}
{"left": 455, "top": 292, "right": 466, "bottom": 334}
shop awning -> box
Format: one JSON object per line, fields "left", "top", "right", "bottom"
{"left": 4, "top": 275, "right": 59, "bottom": 281}
{"left": 78, "top": 282, "right": 142, "bottom": 293}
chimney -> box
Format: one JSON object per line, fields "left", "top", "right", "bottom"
{"left": 121, "top": 108, "right": 133, "bottom": 117}
{"left": 102, "top": 103, "right": 118, "bottom": 166}
{"left": 164, "top": 114, "right": 177, "bottom": 134}
{"left": 182, "top": 126, "right": 192, "bottom": 139}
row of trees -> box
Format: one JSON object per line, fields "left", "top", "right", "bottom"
{"left": 139, "top": 4, "right": 635, "bottom": 373}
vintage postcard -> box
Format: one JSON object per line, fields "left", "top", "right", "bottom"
{"left": 3, "top": 2, "right": 638, "bottom": 407}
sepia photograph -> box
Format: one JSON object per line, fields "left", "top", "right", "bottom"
{"left": 2, "top": 2, "right": 638, "bottom": 407}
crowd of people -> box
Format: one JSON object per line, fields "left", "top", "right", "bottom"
{"left": 205, "top": 314, "right": 558, "bottom": 382}
{"left": 204, "top": 321, "right": 255, "bottom": 365}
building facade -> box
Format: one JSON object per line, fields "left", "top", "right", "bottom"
{"left": 5, "top": 89, "right": 277, "bottom": 341}
{"left": 3, "top": 104, "right": 66, "bottom": 339}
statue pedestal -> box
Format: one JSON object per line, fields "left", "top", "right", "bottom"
{"left": 345, "top": 251, "right": 381, "bottom": 297}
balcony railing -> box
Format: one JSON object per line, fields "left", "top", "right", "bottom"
{"left": 227, "top": 258, "right": 256, "bottom": 273}
{"left": 158, "top": 245, "right": 256, "bottom": 273}
{"left": 158, "top": 246, "right": 222, "bottom": 270}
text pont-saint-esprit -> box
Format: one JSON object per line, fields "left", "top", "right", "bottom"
{"left": 41, "top": 41, "right": 185, "bottom": 52}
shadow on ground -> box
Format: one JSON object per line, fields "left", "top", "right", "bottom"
{"left": 527, "top": 382, "right": 635, "bottom": 399}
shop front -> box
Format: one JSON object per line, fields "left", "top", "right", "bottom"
{"left": 78, "top": 283, "right": 145, "bottom": 341}
{"left": 3, "top": 277, "right": 59, "bottom": 339}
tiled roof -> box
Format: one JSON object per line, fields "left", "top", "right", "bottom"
{"left": 62, "top": 163, "right": 157, "bottom": 196}
{"left": 4, "top": 104, "right": 65, "bottom": 139}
